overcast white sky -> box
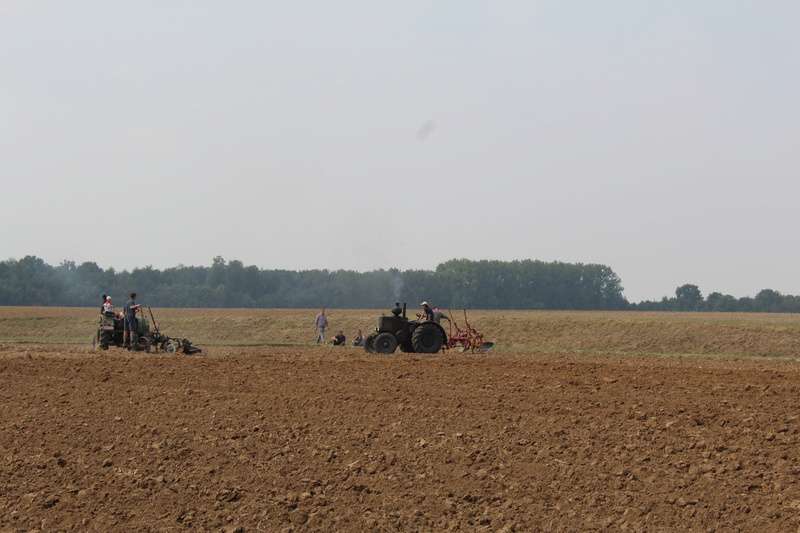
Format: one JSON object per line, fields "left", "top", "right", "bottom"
{"left": 2, "top": 1, "right": 798, "bottom": 303}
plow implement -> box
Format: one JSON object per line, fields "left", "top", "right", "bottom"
{"left": 145, "top": 308, "right": 202, "bottom": 355}
{"left": 444, "top": 309, "right": 494, "bottom": 353}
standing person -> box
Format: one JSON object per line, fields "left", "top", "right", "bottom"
{"left": 432, "top": 307, "right": 449, "bottom": 324}
{"left": 123, "top": 292, "right": 142, "bottom": 349}
{"left": 314, "top": 309, "right": 328, "bottom": 344}
{"left": 420, "top": 301, "right": 434, "bottom": 321}
{"left": 100, "top": 294, "right": 108, "bottom": 313}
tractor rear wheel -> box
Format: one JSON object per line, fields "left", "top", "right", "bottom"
{"left": 374, "top": 332, "right": 398, "bottom": 354}
{"left": 364, "top": 333, "right": 378, "bottom": 353}
{"left": 412, "top": 323, "right": 443, "bottom": 353}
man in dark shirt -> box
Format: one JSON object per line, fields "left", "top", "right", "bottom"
{"left": 420, "top": 301, "right": 434, "bottom": 321}
{"left": 123, "top": 292, "right": 142, "bottom": 349}
{"left": 331, "top": 331, "right": 346, "bottom": 346}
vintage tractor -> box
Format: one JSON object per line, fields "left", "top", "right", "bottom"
{"left": 92, "top": 305, "right": 151, "bottom": 351}
{"left": 363, "top": 302, "right": 448, "bottom": 354}
{"left": 92, "top": 306, "right": 201, "bottom": 354}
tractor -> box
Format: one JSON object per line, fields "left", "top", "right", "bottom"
{"left": 91, "top": 305, "right": 151, "bottom": 351}
{"left": 363, "top": 302, "right": 448, "bottom": 354}
{"left": 92, "top": 306, "right": 201, "bottom": 354}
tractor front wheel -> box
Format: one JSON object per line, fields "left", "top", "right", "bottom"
{"left": 363, "top": 333, "right": 378, "bottom": 353}
{"left": 99, "top": 331, "right": 110, "bottom": 350}
{"left": 374, "top": 333, "right": 398, "bottom": 354}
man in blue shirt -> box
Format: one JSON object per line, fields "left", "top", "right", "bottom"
{"left": 123, "top": 292, "right": 142, "bottom": 349}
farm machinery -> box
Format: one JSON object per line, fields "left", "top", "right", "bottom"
{"left": 92, "top": 306, "right": 201, "bottom": 354}
{"left": 443, "top": 308, "right": 494, "bottom": 353}
{"left": 363, "top": 302, "right": 492, "bottom": 354}
{"left": 143, "top": 307, "right": 202, "bottom": 354}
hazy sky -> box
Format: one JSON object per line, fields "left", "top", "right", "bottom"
{"left": 2, "top": 1, "right": 798, "bottom": 303}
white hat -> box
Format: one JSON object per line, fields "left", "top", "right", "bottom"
{"left": 106, "top": 296, "right": 111, "bottom": 300}
{"left": 421, "top": 301, "right": 428, "bottom": 306}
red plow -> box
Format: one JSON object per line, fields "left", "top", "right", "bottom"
{"left": 444, "top": 309, "right": 494, "bottom": 353}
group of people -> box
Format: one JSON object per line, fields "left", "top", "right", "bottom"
{"left": 420, "top": 301, "right": 449, "bottom": 323}
{"left": 314, "top": 301, "right": 448, "bottom": 347}
{"left": 329, "top": 329, "right": 363, "bottom": 347}
{"left": 314, "top": 309, "right": 364, "bottom": 346}
{"left": 101, "top": 292, "right": 142, "bottom": 349}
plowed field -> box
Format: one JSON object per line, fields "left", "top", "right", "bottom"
{"left": 3, "top": 340, "right": 800, "bottom": 532}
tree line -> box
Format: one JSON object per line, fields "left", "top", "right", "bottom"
{"left": 1, "top": 256, "right": 796, "bottom": 312}
{"left": 631, "top": 284, "right": 800, "bottom": 313}
{"left": 0, "top": 256, "right": 627, "bottom": 310}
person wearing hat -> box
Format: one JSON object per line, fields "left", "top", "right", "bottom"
{"left": 420, "top": 301, "right": 434, "bottom": 321}
{"left": 103, "top": 296, "right": 113, "bottom": 314}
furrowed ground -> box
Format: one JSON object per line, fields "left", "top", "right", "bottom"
{"left": 2, "top": 308, "right": 800, "bottom": 531}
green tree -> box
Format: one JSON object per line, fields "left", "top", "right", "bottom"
{"left": 675, "top": 284, "right": 703, "bottom": 311}
{"left": 753, "top": 289, "right": 783, "bottom": 313}
{"left": 713, "top": 294, "right": 739, "bottom": 312}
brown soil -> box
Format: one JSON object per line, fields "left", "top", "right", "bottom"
{"left": 2, "top": 342, "right": 800, "bottom": 532}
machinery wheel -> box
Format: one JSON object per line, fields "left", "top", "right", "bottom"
{"left": 134, "top": 337, "right": 151, "bottom": 353}
{"left": 363, "top": 333, "right": 378, "bottom": 353}
{"left": 395, "top": 329, "right": 409, "bottom": 343}
{"left": 100, "top": 331, "right": 110, "bottom": 350}
{"left": 374, "top": 332, "right": 398, "bottom": 354}
{"left": 163, "top": 342, "right": 177, "bottom": 355}
{"left": 412, "top": 323, "right": 443, "bottom": 353}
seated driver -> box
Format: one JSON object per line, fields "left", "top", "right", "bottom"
{"left": 420, "top": 301, "right": 434, "bottom": 321}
